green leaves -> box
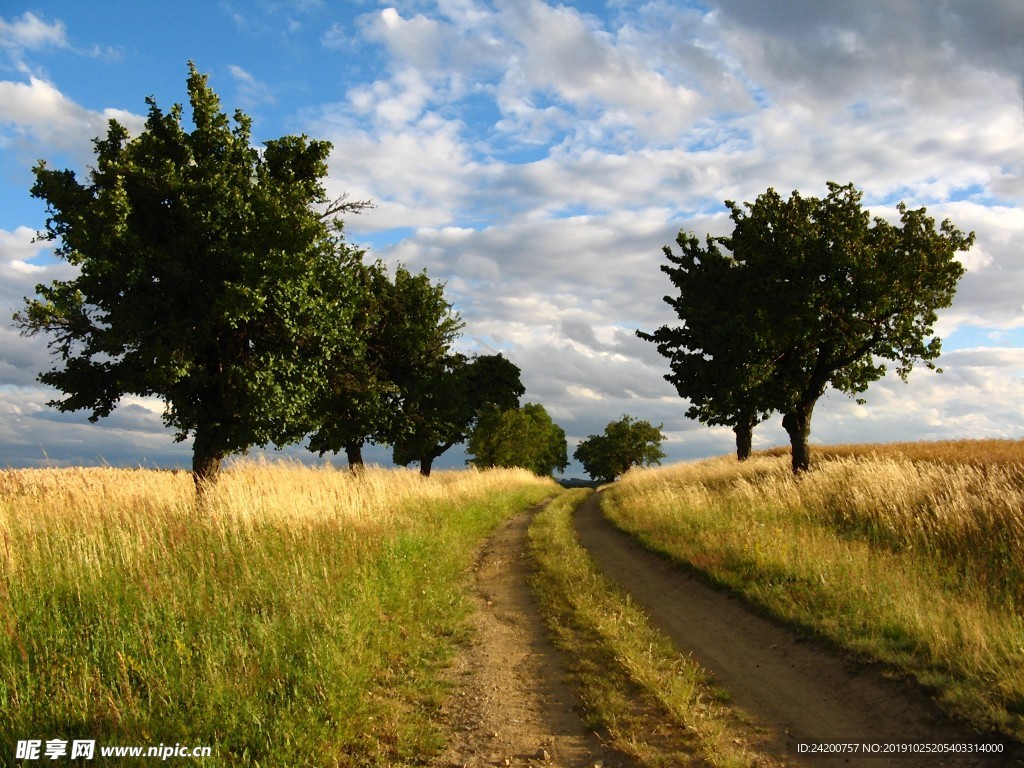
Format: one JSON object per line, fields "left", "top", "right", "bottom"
{"left": 637, "top": 226, "right": 774, "bottom": 440}
{"left": 15, "top": 63, "right": 363, "bottom": 483}
{"left": 640, "top": 181, "right": 973, "bottom": 473}
{"left": 391, "top": 353, "right": 525, "bottom": 476}
{"left": 309, "top": 264, "right": 462, "bottom": 464}
{"left": 573, "top": 415, "right": 665, "bottom": 484}
{"left": 467, "top": 402, "right": 568, "bottom": 476}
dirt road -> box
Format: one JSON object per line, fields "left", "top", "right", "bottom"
{"left": 434, "top": 503, "right": 637, "bottom": 768}
{"left": 573, "top": 492, "right": 1018, "bottom": 768}
{"left": 436, "top": 495, "right": 1018, "bottom": 767}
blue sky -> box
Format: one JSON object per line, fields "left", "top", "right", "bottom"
{"left": 1, "top": 1, "right": 1023, "bottom": 474}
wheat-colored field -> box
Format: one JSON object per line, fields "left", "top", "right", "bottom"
{"left": 761, "top": 437, "right": 1024, "bottom": 469}
{"left": 604, "top": 440, "right": 1024, "bottom": 742}
{"left": 0, "top": 460, "right": 557, "bottom": 766}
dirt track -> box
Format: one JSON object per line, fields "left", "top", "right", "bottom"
{"left": 574, "top": 492, "right": 1018, "bottom": 768}
{"left": 436, "top": 495, "right": 1019, "bottom": 767}
{"left": 435, "top": 503, "right": 637, "bottom": 768}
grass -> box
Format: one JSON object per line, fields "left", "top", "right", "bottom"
{"left": 528, "top": 489, "right": 783, "bottom": 768}
{"left": 0, "top": 460, "right": 558, "bottom": 766}
{"left": 762, "top": 437, "right": 1024, "bottom": 470}
{"left": 602, "top": 441, "right": 1024, "bottom": 743}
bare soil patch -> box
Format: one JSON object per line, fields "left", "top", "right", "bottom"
{"left": 434, "top": 502, "right": 637, "bottom": 768}
{"left": 573, "top": 492, "right": 1020, "bottom": 768}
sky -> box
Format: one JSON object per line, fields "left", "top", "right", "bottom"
{"left": 1, "top": 1, "right": 1023, "bottom": 476}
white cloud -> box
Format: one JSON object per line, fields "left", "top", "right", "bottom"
{"left": 0, "top": 76, "right": 145, "bottom": 157}
{"left": 0, "top": 225, "right": 40, "bottom": 261}
{"left": 808, "top": 349, "right": 1024, "bottom": 447}
{"left": 359, "top": 3, "right": 510, "bottom": 79}
{"left": 0, "top": 227, "right": 77, "bottom": 389}
{"left": 0, "top": 12, "right": 68, "bottom": 58}
{"left": 1, "top": 226, "right": 56, "bottom": 302}
{"left": 0, "top": 76, "right": 80, "bottom": 130}
{"left": 923, "top": 203, "right": 1024, "bottom": 332}
{"left": 715, "top": 0, "right": 1024, "bottom": 111}
{"left": 316, "top": 107, "right": 481, "bottom": 229}
{"left": 228, "top": 64, "right": 275, "bottom": 107}
{"left": 347, "top": 67, "right": 434, "bottom": 127}
{"left": 0, "top": 385, "right": 192, "bottom": 468}
{"left": 492, "top": 0, "right": 711, "bottom": 147}
{"left": 361, "top": 7, "right": 446, "bottom": 72}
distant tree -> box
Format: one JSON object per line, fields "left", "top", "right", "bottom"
{"left": 393, "top": 353, "right": 525, "bottom": 477}
{"left": 643, "top": 182, "right": 974, "bottom": 474}
{"left": 573, "top": 415, "right": 665, "bottom": 484}
{"left": 468, "top": 402, "right": 568, "bottom": 476}
{"left": 13, "top": 63, "right": 367, "bottom": 490}
{"left": 637, "top": 231, "right": 775, "bottom": 460}
{"left": 308, "top": 263, "right": 458, "bottom": 470}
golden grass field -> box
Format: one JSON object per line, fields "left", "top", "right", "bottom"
{"left": 4, "top": 439, "right": 1022, "bottom": 764}
{"left": 603, "top": 439, "right": 1024, "bottom": 742}
{"left": 0, "top": 460, "right": 557, "bottom": 766}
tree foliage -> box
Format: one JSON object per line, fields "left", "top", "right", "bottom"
{"left": 468, "top": 402, "right": 568, "bottom": 476}
{"left": 573, "top": 415, "right": 665, "bottom": 484}
{"left": 641, "top": 182, "right": 974, "bottom": 473}
{"left": 308, "top": 262, "right": 463, "bottom": 470}
{"left": 393, "top": 353, "right": 525, "bottom": 476}
{"left": 15, "top": 63, "right": 366, "bottom": 487}
{"left": 636, "top": 231, "right": 775, "bottom": 460}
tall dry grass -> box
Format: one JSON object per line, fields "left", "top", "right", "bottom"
{"left": 761, "top": 437, "right": 1024, "bottom": 470}
{"left": 604, "top": 444, "right": 1024, "bottom": 742}
{"left": 0, "top": 460, "right": 557, "bottom": 766}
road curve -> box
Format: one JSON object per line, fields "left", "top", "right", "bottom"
{"left": 573, "top": 492, "right": 1019, "bottom": 768}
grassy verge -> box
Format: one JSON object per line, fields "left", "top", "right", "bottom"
{"left": 603, "top": 450, "right": 1024, "bottom": 743}
{"left": 527, "top": 489, "right": 781, "bottom": 768}
{"left": 0, "top": 461, "right": 558, "bottom": 766}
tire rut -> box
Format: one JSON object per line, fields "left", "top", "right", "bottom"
{"left": 573, "top": 492, "right": 1017, "bottom": 768}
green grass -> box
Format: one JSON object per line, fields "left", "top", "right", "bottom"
{"left": 0, "top": 464, "right": 557, "bottom": 766}
{"left": 527, "top": 489, "right": 779, "bottom": 768}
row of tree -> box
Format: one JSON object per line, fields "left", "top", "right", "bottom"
{"left": 16, "top": 64, "right": 671, "bottom": 488}
{"left": 639, "top": 182, "right": 974, "bottom": 473}
{"left": 15, "top": 64, "right": 530, "bottom": 486}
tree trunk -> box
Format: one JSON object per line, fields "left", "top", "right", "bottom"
{"left": 192, "top": 432, "right": 224, "bottom": 497}
{"left": 733, "top": 422, "right": 753, "bottom": 461}
{"left": 420, "top": 455, "right": 434, "bottom": 477}
{"left": 782, "top": 402, "right": 815, "bottom": 475}
{"left": 345, "top": 443, "right": 365, "bottom": 472}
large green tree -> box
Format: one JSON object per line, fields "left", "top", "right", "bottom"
{"left": 637, "top": 231, "right": 776, "bottom": 460}
{"left": 393, "top": 353, "right": 525, "bottom": 476}
{"left": 468, "top": 402, "right": 568, "bottom": 476}
{"left": 14, "top": 63, "right": 365, "bottom": 488}
{"left": 643, "top": 182, "right": 973, "bottom": 474}
{"left": 573, "top": 415, "right": 665, "bottom": 484}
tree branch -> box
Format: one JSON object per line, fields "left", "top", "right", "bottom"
{"left": 320, "top": 192, "right": 375, "bottom": 221}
